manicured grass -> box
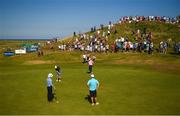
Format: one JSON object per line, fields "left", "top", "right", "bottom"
{"left": 0, "top": 54, "right": 180, "bottom": 114}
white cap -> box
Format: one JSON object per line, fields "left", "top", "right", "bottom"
{"left": 91, "top": 74, "right": 95, "bottom": 78}
{"left": 48, "top": 73, "right": 53, "bottom": 78}
{"left": 55, "top": 65, "right": 57, "bottom": 69}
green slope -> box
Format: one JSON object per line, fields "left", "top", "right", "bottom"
{"left": 59, "top": 21, "right": 180, "bottom": 47}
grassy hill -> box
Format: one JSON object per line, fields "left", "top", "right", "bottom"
{"left": 59, "top": 21, "right": 179, "bottom": 46}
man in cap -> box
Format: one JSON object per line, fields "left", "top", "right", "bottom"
{"left": 47, "top": 73, "right": 55, "bottom": 102}
{"left": 55, "top": 65, "right": 61, "bottom": 82}
{"left": 87, "top": 73, "right": 100, "bottom": 106}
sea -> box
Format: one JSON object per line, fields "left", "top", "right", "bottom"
{"left": 0, "top": 35, "right": 67, "bottom": 41}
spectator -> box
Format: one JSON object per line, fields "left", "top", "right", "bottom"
{"left": 82, "top": 53, "right": 87, "bottom": 64}
{"left": 163, "top": 41, "right": 168, "bottom": 54}
{"left": 74, "top": 32, "right": 76, "bottom": 37}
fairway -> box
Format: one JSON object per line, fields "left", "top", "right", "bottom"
{"left": 0, "top": 52, "right": 180, "bottom": 114}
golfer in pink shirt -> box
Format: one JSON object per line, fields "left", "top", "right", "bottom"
{"left": 88, "top": 58, "right": 94, "bottom": 73}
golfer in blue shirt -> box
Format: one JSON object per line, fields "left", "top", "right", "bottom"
{"left": 87, "top": 73, "right": 99, "bottom": 106}
{"left": 47, "top": 73, "right": 55, "bottom": 102}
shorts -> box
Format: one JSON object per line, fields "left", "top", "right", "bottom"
{"left": 89, "top": 90, "right": 97, "bottom": 97}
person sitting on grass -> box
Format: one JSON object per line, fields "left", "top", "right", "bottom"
{"left": 87, "top": 73, "right": 99, "bottom": 106}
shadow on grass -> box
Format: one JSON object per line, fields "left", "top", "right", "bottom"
{"left": 86, "top": 71, "right": 91, "bottom": 74}
{"left": 169, "top": 52, "right": 180, "bottom": 55}
{"left": 84, "top": 95, "right": 91, "bottom": 103}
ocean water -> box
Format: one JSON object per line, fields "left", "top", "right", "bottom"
{"left": 0, "top": 35, "right": 67, "bottom": 40}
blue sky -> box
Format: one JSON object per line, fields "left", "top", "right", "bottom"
{"left": 0, "top": 0, "right": 179, "bottom": 39}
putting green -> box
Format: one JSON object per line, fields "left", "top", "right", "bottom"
{"left": 0, "top": 52, "right": 180, "bottom": 114}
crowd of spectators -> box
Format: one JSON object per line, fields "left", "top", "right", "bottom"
{"left": 57, "top": 15, "right": 180, "bottom": 55}
{"left": 119, "top": 15, "right": 180, "bottom": 24}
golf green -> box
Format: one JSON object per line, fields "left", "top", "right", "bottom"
{"left": 0, "top": 53, "right": 180, "bottom": 114}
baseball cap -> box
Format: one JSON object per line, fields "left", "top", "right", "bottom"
{"left": 55, "top": 65, "right": 57, "bottom": 69}
{"left": 48, "top": 73, "right": 53, "bottom": 77}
